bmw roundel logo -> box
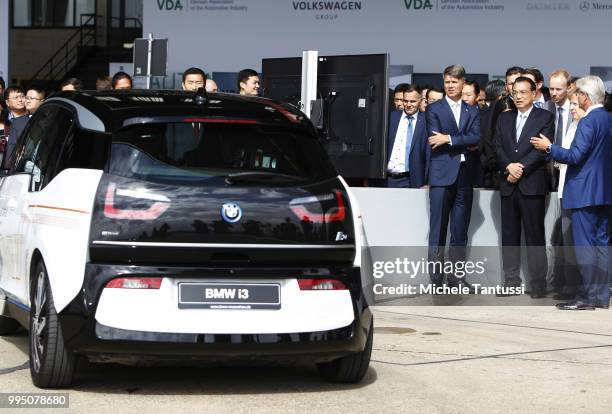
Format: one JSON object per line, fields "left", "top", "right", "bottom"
{"left": 221, "top": 202, "right": 242, "bottom": 223}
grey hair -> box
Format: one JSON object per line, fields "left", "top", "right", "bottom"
{"left": 443, "top": 65, "right": 466, "bottom": 80}
{"left": 575, "top": 76, "right": 605, "bottom": 105}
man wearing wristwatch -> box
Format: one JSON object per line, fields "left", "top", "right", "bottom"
{"left": 531, "top": 76, "right": 612, "bottom": 310}
{"left": 493, "top": 76, "right": 554, "bottom": 298}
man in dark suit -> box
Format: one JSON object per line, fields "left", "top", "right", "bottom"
{"left": 522, "top": 68, "right": 549, "bottom": 109}
{"left": 494, "top": 77, "right": 554, "bottom": 297}
{"left": 386, "top": 84, "right": 427, "bottom": 188}
{"left": 531, "top": 76, "right": 612, "bottom": 310}
{"left": 425, "top": 65, "right": 481, "bottom": 289}
{"left": 2, "top": 86, "right": 29, "bottom": 165}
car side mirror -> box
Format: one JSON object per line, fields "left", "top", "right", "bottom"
{"left": 24, "top": 160, "right": 35, "bottom": 174}
{"left": 24, "top": 160, "right": 42, "bottom": 191}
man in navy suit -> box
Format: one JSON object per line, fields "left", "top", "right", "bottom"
{"left": 494, "top": 77, "right": 554, "bottom": 298}
{"left": 425, "top": 65, "right": 481, "bottom": 289}
{"left": 531, "top": 76, "right": 612, "bottom": 310}
{"left": 386, "top": 84, "right": 427, "bottom": 188}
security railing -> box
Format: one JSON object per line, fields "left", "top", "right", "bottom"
{"left": 29, "top": 14, "right": 99, "bottom": 82}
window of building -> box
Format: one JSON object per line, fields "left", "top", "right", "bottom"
{"left": 11, "top": 0, "right": 96, "bottom": 28}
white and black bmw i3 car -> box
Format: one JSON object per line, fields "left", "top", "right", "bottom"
{"left": 0, "top": 89, "right": 372, "bottom": 388}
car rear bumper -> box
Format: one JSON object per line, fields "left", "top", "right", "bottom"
{"left": 58, "top": 263, "right": 371, "bottom": 362}
{"left": 78, "top": 308, "right": 371, "bottom": 364}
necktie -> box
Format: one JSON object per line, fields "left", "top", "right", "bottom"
{"left": 534, "top": 101, "right": 542, "bottom": 109}
{"left": 405, "top": 116, "right": 414, "bottom": 171}
{"left": 516, "top": 114, "right": 526, "bottom": 142}
{"left": 555, "top": 107, "right": 564, "bottom": 144}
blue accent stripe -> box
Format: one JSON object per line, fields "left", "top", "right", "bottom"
{"left": 6, "top": 298, "right": 30, "bottom": 312}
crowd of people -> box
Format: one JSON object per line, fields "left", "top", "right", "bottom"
{"left": 388, "top": 65, "right": 612, "bottom": 310}
{"left": 0, "top": 64, "right": 610, "bottom": 310}
{"left": 0, "top": 66, "right": 261, "bottom": 163}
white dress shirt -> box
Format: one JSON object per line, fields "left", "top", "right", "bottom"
{"left": 534, "top": 94, "right": 546, "bottom": 108}
{"left": 515, "top": 106, "right": 534, "bottom": 142}
{"left": 584, "top": 104, "right": 604, "bottom": 116}
{"left": 557, "top": 120, "right": 578, "bottom": 199}
{"left": 445, "top": 95, "right": 461, "bottom": 126}
{"left": 445, "top": 96, "right": 465, "bottom": 161}
{"left": 555, "top": 99, "right": 571, "bottom": 139}
{"left": 388, "top": 112, "right": 418, "bottom": 173}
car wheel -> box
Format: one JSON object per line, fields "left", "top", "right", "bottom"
{"left": 0, "top": 315, "right": 21, "bottom": 335}
{"left": 317, "top": 319, "right": 373, "bottom": 383}
{"left": 29, "top": 260, "right": 75, "bottom": 388}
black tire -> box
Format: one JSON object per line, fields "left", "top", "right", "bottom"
{"left": 317, "top": 319, "right": 373, "bottom": 383}
{"left": 29, "top": 260, "right": 75, "bottom": 388}
{"left": 0, "top": 315, "right": 21, "bottom": 335}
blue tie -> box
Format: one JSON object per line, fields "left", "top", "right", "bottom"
{"left": 534, "top": 101, "right": 542, "bottom": 109}
{"left": 405, "top": 116, "right": 414, "bottom": 172}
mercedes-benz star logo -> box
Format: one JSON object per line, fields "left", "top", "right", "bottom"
{"left": 221, "top": 202, "right": 243, "bottom": 223}
{"left": 580, "top": 1, "right": 590, "bottom": 11}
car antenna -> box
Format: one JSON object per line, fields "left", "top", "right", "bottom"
{"left": 194, "top": 87, "right": 208, "bottom": 105}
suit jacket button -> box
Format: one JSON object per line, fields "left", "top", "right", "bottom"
{"left": 515, "top": 149, "right": 518, "bottom": 152}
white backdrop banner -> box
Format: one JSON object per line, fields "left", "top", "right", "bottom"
{"left": 0, "top": 0, "right": 9, "bottom": 83}
{"left": 144, "top": 0, "right": 612, "bottom": 87}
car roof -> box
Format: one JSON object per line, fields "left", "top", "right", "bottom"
{"left": 42, "top": 89, "right": 308, "bottom": 133}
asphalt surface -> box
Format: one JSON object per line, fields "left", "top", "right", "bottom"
{"left": 1, "top": 306, "right": 612, "bottom": 413}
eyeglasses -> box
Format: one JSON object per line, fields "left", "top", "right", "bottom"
{"left": 8, "top": 94, "right": 25, "bottom": 101}
{"left": 511, "top": 90, "right": 532, "bottom": 98}
{"left": 25, "top": 96, "right": 42, "bottom": 101}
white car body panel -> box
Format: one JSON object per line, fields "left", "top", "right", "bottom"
{"left": 0, "top": 174, "right": 31, "bottom": 305}
{"left": 0, "top": 169, "right": 102, "bottom": 312}
{"left": 95, "top": 278, "right": 355, "bottom": 334}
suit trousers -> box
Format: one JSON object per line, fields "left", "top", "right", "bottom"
{"left": 387, "top": 175, "right": 411, "bottom": 188}
{"left": 571, "top": 206, "right": 612, "bottom": 306}
{"left": 551, "top": 207, "right": 579, "bottom": 295}
{"left": 427, "top": 164, "right": 473, "bottom": 284}
{"left": 500, "top": 188, "right": 547, "bottom": 292}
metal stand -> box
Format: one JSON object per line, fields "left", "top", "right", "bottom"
{"left": 145, "top": 33, "right": 153, "bottom": 90}
{"left": 300, "top": 50, "right": 318, "bottom": 118}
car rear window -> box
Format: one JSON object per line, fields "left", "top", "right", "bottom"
{"left": 108, "top": 121, "right": 337, "bottom": 185}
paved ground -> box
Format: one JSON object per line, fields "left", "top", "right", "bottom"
{"left": 2, "top": 306, "right": 612, "bottom": 413}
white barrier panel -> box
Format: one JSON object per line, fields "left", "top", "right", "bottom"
{"left": 352, "top": 187, "right": 561, "bottom": 289}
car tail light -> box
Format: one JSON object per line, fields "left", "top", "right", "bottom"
{"left": 105, "top": 277, "right": 163, "bottom": 289}
{"left": 298, "top": 279, "right": 347, "bottom": 290}
{"left": 104, "top": 182, "right": 170, "bottom": 220}
{"left": 183, "top": 117, "right": 261, "bottom": 125}
{"left": 289, "top": 190, "right": 346, "bottom": 223}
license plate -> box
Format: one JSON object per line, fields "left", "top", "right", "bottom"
{"left": 178, "top": 282, "right": 281, "bottom": 310}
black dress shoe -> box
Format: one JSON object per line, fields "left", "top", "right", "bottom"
{"left": 555, "top": 301, "right": 596, "bottom": 310}
{"left": 594, "top": 304, "right": 610, "bottom": 309}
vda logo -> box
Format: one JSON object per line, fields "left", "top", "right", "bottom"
{"left": 404, "top": 0, "right": 433, "bottom": 10}
{"left": 157, "top": 0, "right": 184, "bottom": 11}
